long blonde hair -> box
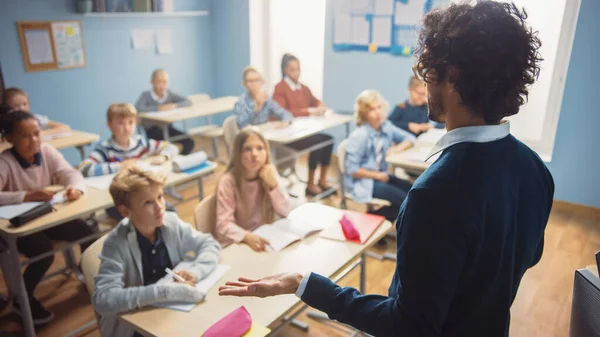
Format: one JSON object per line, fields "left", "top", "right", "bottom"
{"left": 225, "top": 128, "right": 275, "bottom": 223}
{"left": 354, "top": 89, "right": 389, "bottom": 126}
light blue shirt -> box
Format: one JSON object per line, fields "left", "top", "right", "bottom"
{"left": 233, "top": 92, "right": 293, "bottom": 128}
{"left": 297, "top": 121, "right": 512, "bottom": 299}
{"left": 343, "top": 120, "right": 416, "bottom": 203}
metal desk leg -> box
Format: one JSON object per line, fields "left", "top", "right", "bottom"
{"left": 197, "top": 177, "right": 205, "bottom": 201}
{"left": 76, "top": 146, "right": 85, "bottom": 161}
{"left": 5, "top": 237, "right": 36, "bottom": 337}
{"left": 345, "top": 121, "right": 350, "bottom": 138}
{"left": 211, "top": 137, "right": 220, "bottom": 161}
{"left": 162, "top": 125, "right": 170, "bottom": 141}
{"left": 360, "top": 253, "right": 367, "bottom": 293}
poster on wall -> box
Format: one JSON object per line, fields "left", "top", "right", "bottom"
{"left": 51, "top": 21, "right": 86, "bottom": 68}
{"left": 332, "top": 0, "right": 451, "bottom": 56}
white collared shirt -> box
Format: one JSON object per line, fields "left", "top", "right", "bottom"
{"left": 426, "top": 121, "right": 511, "bottom": 161}
{"left": 284, "top": 76, "right": 302, "bottom": 91}
{"left": 150, "top": 89, "right": 168, "bottom": 104}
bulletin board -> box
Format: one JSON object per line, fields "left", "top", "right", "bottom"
{"left": 17, "top": 20, "right": 86, "bottom": 73}
{"left": 332, "top": 0, "right": 451, "bottom": 57}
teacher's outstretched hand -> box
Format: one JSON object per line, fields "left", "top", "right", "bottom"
{"left": 218, "top": 273, "right": 303, "bottom": 298}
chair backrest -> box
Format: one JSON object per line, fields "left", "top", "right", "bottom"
{"left": 223, "top": 115, "right": 239, "bottom": 153}
{"left": 80, "top": 234, "right": 109, "bottom": 295}
{"left": 337, "top": 139, "right": 349, "bottom": 175}
{"left": 570, "top": 269, "right": 600, "bottom": 337}
{"left": 188, "top": 93, "right": 210, "bottom": 105}
{"left": 194, "top": 194, "right": 217, "bottom": 235}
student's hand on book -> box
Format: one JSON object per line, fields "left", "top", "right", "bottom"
{"left": 158, "top": 103, "right": 177, "bottom": 111}
{"left": 65, "top": 186, "right": 83, "bottom": 201}
{"left": 243, "top": 233, "right": 271, "bottom": 252}
{"left": 174, "top": 270, "right": 198, "bottom": 286}
{"left": 24, "top": 190, "right": 55, "bottom": 202}
{"left": 120, "top": 158, "right": 137, "bottom": 169}
{"left": 218, "top": 272, "right": 304, "bottom": 298}
{"left": 420, "top": 123, "right": 433, "bottom": 132}
{"left": 163, "top": 283, "right": 205, "bottom": 303}
{"left": 149, "top": 155, "right": 168, "bottom": 166}
{"left": 259, "top": 164, "right": 278, "bottom": 189}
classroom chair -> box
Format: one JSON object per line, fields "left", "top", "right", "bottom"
{"left": 63, "top": 234, "right": 108, "bottom": 337}
{"left": 222, "top": 115, "right": 238, "bottom": 157}
{"left": 569, "top": 268, "right": 600, "bottom": 337}
{"left": 183, "top": 94, "right": 225, "bottom": 162}
{"left": 194, "top": 194, "right": 217, "bottom": 235}
{"left": 337, "top": 139, "right": 396, "bottom": 262}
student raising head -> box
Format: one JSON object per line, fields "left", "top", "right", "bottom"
{"left": 1, "top": 87, "right": 71, "bottom": 138}
{"left": 388, "top": 76, "right": 445, "bottom": 136}
{"left": 0, "top": 110, "right": 93, "bottom": 325}
{"left": 344, "top": 90, "right": 416, "bottom": 222}
{"left": 93, "top": 167, "right": 221, "bottom": 337}
{"left": 135, "top": 69, "right": 195, "bottom": 155}
{"left": 272, "top": 54, "right": 334, "bottom": 196}
{"left": 215, "top": 128, "right": 291, "bottom": 252}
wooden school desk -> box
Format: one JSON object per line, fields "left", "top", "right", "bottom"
{"left": 120, "top": 203, "right": 392, "bottom": 337}
{"left": 0, "top": 188, "right": 113, "bottom": 337}
{"left": 0, "top": 130, "right": 100, "bottom": 160}
{"left": 386, "top": 145, "right": 433, "bottom": 176}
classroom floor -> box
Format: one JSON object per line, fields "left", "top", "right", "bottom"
{"left": 0, "top": 139, "right": 598, "bottom": 337}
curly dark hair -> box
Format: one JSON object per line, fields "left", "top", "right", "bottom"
{"left": 414, "top": 1, "right": 543, "bottom": 123}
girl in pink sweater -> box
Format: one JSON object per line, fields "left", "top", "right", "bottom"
{"left": 0, "top": 111, "right": 94, "bottom": 325}
{"left": 215, "top": 129, "right": 291, "bottom": 251}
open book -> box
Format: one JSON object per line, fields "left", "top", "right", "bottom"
{"left": 252, "top": 218, "right": 326, "bottom": 252}
{"left": 153, "top": 262, "right": 231, "bottom": 312}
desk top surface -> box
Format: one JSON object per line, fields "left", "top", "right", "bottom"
{"left": 120, "top": 203, "right": 392, "bottom": 337}
{"left": 138, "top": 96, "right": 238, "bottom": 124}
{"left": 260, "top": 113, "right": 352, "bottom": 144}
{"left": 0, "top": 130, "right": 99, "bottom": 153}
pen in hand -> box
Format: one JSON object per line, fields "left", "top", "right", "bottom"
{"left": 165, "top": 268, "right": 187, "bottom": 283}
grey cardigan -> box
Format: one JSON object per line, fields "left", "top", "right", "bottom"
{"left": 134, "top": 90, "right": 192, "bottom": 113}
{"left": 92, "top": 212, "right": 221, "bottom": 337}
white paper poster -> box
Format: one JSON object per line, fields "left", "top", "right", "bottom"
{"left": 155, "top": 29, "right": 173, "bottom": 54}
{"left": 131, "top": 28, "right": 155, "bottom": 50}
{"left": 51, "top": 21, "right": 85, "bottom": 68}
{"left": 24, "top": 30, "right": 54, "bottom": 65}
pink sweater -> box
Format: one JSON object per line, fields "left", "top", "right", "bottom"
{"left": 215, "top": 172, "right": 290, "bottom": 245}
{"left": 0, "top": 143, "right": 86, "bottom": 205}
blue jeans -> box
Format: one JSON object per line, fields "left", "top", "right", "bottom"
{"left": 371, "top": 175, "right": 412, "bottom": 222}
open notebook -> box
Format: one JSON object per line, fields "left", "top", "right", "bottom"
{"left": 252, "top": 218, "right": 326, "bottom": 252}
{"left": 153, "top": 262, "right": 231, "bottom": 312}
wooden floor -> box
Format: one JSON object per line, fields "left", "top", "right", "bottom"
{"left": 0, "top": 141, "right": 598, "bottom": 337}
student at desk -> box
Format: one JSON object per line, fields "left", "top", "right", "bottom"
{"left": 273, "top": 54, "right": 334, "bottom": 196}
{"left": 0, "top": 111, "right": 93, "bottom": 325}
{"left": 344, "top": 90, "right": 416, "bottom": 222}
{"left": 135, "top": 69, "right": 195, "bottom": 155}
{"left": 2, "top": 87, "right": 71, "bottom": 139}
{"left": 388, "top": 76, "right": 445, "bottom": 136}
{"left": 78, "top": 103, "right": 178, "bottom": 220}
{"left": 93, "top": 167, "right": 221, "bottom": 337}
{"left": 215, "top": 129, "right": 290, "bottom": 252}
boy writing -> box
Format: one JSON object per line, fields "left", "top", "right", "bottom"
{"left": 93, "top": 167, "right": 221, "bottom": 337}
{"left": 388, "top": 76, "right": 445, "bottom": 136}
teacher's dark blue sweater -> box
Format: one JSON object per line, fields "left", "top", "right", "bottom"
{"left": 300, "top": 134, "right": 554, "bottom": 337}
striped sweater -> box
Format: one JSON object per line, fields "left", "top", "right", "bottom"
{"left": 79, "top": 134, "right": 178, "bottom": 177}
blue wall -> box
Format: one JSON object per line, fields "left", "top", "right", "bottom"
{"left": 321, "top": 0, "right": 599, "bottom": 208}
{"left": 0, "top": 0, "right": 213, "bottom": 163}
{"left": 545, "top": 0, "right": 600, "bottom": 208}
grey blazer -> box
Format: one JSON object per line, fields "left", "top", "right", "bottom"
{"left": 92, "top": 212, "right": 221, "bottom": 337}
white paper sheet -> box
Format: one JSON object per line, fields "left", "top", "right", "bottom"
{"left": 351, "top": 15, "right": 370, "bottom": 45}
{"left": 131, "top": 28, "right": 155, "bottom": 50}
{"left": 416, "top": 128, "right": 446, "bottom": 146}
{"left": 155, "top": 29, "right": 173, "bottom": 54}
{"left": 0, "top": 202, "right": 43, "bottom": 220}
{"left": 84, "top": 174, "right": 116, "bottom": 190}
{"left": 374, "top": 0, "right": 395, "bottom": 15}
{"left": 253, "top": 225, "right": 300, "bottom": 252}
{"left": 154, "top": 264, "right": 231, "bottom": 312}
{"left": 42, "top": 131, "right": 71, "bottom": 141}
{"left": 372, "top": 17, "right": 393, "bottom": 47}
{"left": 24, "top": 30, "right": 55, "bottom": 65}
{"left": 172, "top": 152, "right": 208, "bottom": 172}
{"left": 334, "top": 13, "right": 352, "bottom": 44}
{"left": 394, "top": 0, "right": 426, "bottom": 26}
{"left": 50, "top": 192, "right": 67, "bottom": 205}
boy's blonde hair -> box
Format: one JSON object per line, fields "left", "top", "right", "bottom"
{"left": 242, "top": 66, "right": 259, "bottom": 81}
{"left": 151, "top": 68, "right": 167, "bottom": 81}
{"left": 109, "top": 167, "right": 166, "bottom": 207}
{"left": 107, "top": 103, "right": 137, "bottom": 122}
{"left": 354, "top": 89, "right": 388, "bottom": 126}
{"left": 408, "top": 75, "right": 424, "bottom": 89}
